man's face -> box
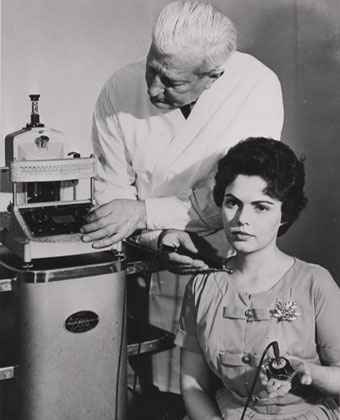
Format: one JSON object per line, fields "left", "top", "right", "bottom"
{"left": 145, "top": 44, "right": 213, "bottom": 109}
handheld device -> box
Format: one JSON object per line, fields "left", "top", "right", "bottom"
{"left": 159, "top": 244, "right": 233, "bottom": 273}
{"left": 240, "top": 341, "right": 296, "bottom": 420}
{"left": 265, "top": 341, "right": 295, "bottom": 381}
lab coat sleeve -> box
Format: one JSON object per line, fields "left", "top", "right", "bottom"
{"left": 237, "top": 72, "right": 284, "bottom": 140}
{"left": 92, "top": 87, "right": 138, "bottom": 205}
{"left": 145, "top": 186, "right": 222, "bottom": 233}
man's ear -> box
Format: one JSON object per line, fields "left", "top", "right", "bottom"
{"left": 204, "top": 69, "right": 224, "bottom": 90}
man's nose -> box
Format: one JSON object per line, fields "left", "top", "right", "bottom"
{"left": 147, "top": 76, "right": 164, "bottom": 97}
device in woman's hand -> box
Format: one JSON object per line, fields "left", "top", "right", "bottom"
{"left": 265, "top": 342, "right": 295, "bottom": 381}
{"left": 266, "top": 357, "right": 295, "bottom": 381}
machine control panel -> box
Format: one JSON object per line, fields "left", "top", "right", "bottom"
{"left": 19, "top": 203, "right": 91, "bottom": 237}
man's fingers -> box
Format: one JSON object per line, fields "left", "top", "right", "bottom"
{"left": 83, "top": 209, "right": 103, "bottom": 223}
{"left": 81, "top": 213, "right": 114, "bottom": 233}
{"left": 300, "top": 374, "right": 312, "bottom": 386}
{"left": 167, "top": 266, "right": 206, "bottom": 275}
{"left": 82, "top": 229, "right": 108, "bottom": 242}
{"left": 81, "top": 221, "right": 119, "bottom": 240}
{"left": 164, "top": 251, "right": 209, "bottom": 270}
{"left": 191, "top": 260, "right": 209, "bottom": 269}
{"left": 81, "top": 221, "right": 125, "bottom": 243}
{"left": 91, "top": 232, "right": 124, "bottom": 248}
{"left": 180, "top": 236, "right": 199, "bottom": 254}
{"left": 167, "top": 252, "right": 195, "bottom": 265}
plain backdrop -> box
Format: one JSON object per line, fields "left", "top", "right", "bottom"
{"left": 1, "top": 0, "right": 340, "bottom": 282}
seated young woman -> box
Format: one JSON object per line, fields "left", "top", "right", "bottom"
{"left": 174, "top": 137, "right": 340, "bottom": 420}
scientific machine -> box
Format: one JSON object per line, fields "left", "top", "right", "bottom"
{"left": 0, "top": 95, "right": 127, "bottom": 420}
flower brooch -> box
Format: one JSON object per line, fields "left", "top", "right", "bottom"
{"left": 272, "top": 299, "right": 300, "bottom": 322}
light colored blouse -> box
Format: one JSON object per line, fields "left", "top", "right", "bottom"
{"left": 175, "top": 258, "right": 340, "bottom": 418}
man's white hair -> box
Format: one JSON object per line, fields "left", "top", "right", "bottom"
{"left": 152, "top": 0, "right": 237, "bottom": 74}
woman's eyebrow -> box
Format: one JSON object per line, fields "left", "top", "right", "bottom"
{"left": 223, "top": 193, "right": 241, "bottom": 203}
{"left": 251, "top": 199, "right": 276, "bottom": 205}
{"left": 224, "top": 193, "right": 276, "bottom": 205}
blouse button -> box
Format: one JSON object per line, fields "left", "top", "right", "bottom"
{"left": 242, "top": 355, "right": 251, "bottom": 364}
{"left": 245, "top": 309, "right": 253, "bottom": 320}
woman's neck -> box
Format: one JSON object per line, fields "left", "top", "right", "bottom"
{"left": 228, "top": 247, "right": 294, "bottom": 293}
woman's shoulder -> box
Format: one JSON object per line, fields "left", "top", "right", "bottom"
{"left": 189, "top": 270, "right": 229, "bottom": 300}
{"left": 293, "top": 257, "right": 333, "bottom": 278}
{"left": 291, "top": 257, "right": 339, "bottom": 295}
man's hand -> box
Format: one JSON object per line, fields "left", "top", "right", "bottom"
{"left": 158, "top": 230, "right": 209, "bottom": 274}
{"left": 81, "top": 199, "right": 146, "bottom": 248}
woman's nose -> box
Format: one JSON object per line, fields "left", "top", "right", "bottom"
{"left": 237, "top": 206, "right": 251, "bottom": 225}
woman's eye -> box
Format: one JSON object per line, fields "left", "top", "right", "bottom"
{"left": 255, "top": 204, "right": 269, "bottom": 212}
{"left": 224, "top": 199, "right": 238, "bottom": 208}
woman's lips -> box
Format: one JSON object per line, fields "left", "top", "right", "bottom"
{"left": 230, "top": 230, "right": 254, "bottom": 239}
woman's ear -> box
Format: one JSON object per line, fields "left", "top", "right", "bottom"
{"left": 280, "top": 215, "right": 288, "bottom": 226}
{"left": 204, "top": 69, "right": 224, "bottom": 90}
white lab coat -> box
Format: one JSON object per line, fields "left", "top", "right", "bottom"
{"left": 92, "top": 51, "right": 284, "bottom": 393}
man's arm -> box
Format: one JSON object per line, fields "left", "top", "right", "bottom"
{"left": 85, "top": 82, "right": 221, "bottom": 248}
{"left": 83, "top": 65, "right": 284, "bottom": 246}
{"left": 92, "top": 84, "right": 138, "bottom": 204}
{"left": 81, "top": 187, "right": 222, "bottom": 248}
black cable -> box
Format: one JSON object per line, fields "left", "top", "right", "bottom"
{"left": 130, "top": 270, "right": 152, "bottom": 416}
{"left": 115, "top": 264, "right": 128, "bottom": 420}
{"left": 239, "top": 341, "right": 277, "bottom": 420}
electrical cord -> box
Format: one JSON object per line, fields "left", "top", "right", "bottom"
{"left": 153, "top": 243, "right": 281, "bottom": 420}
{"left": 129, "top": 270, "right": 152, "bottom": 414}
{"left": 239, "top": 341, "right": 277, "bottom": 420}
{"left": 115, "top": 264, "right": 127, "bottom": 420}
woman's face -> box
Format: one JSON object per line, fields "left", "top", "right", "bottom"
{"left": 222, "top": 175, "right": 283, "bottom": 254}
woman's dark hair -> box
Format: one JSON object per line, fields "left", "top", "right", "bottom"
{"left": 213, "top": 137, "right": 308, "bottom": 236}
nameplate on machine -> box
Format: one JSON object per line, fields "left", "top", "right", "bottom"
{"left": 64, "top": 310, "right": 100, "bottom": 333}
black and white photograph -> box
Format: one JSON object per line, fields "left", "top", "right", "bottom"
{"left": 0, "top": 1, "right": 339, "bottom": 419}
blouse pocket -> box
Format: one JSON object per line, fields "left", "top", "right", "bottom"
{"left": 218, "top": 351, "right": 266, "bottom": 396}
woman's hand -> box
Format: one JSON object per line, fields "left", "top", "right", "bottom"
{"left": 259, "top": 356, "right": 312, "bottom": 398}
{"left": 259, "top": 373, "right": 292, "bottom": 398}
{"left": 288, "top": 357, "right": 313, "bottom": 386}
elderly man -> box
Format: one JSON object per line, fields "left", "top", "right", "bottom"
{"left": 81, "top": 0, "right": 284, "bottom": 403}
